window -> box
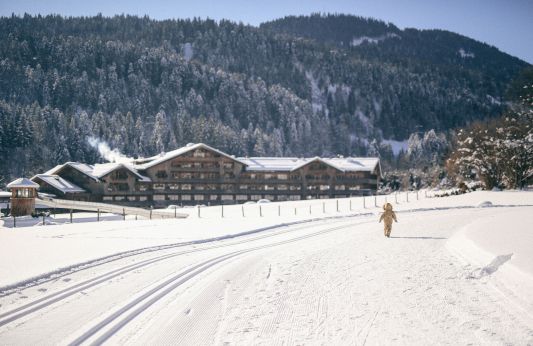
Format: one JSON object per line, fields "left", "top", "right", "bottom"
{"left": 193, "top": 150, "right": 205, "bottom": 158}
{"left": 221, "top": 184, "right": 233, "bottom": 191}
{"left": 223, "top": 162, "right": 233, "bottom": 169}
{"left": 138, "top": 184, "right": 148, "bottom": 191}
{"left": 210, "top": 195, "right": 218, "bottom": 200}
{"left": 103, "top": 196, "right": 113, "bottom": 201}
{"left": 182, "top": 184, "right": 192, "bottom": 190}
{"left": 195, "top": 185, "right": 205, "bottom": 190}
{"left": 277, "top": 185, "right": 288, "bottom": 190}
{"left": 251, "top": 195, "right": 261, "bottom": 201}
{"left": 239, "top": 185, "right": 248, "bottom": 190}
{"left": 223, "top": 173, "right": 235, "bottom": 179}
{"left": 168, "top": 195, "right": 179, "bottom": 200}
{"left": 236, "top": 195, "right": 248, "bottom": 201}
{"left": 153, "top": 184, "right": 165, "bottom": 190}
{"left": 15, "top": 188, "right": 32, "bottom": 198}
{"left": 113, "top": 170, "right": 128, "bottom": 180}
{"left": 127, "top": 196, "right": 136, "bottom": 201}
{"left": 320, "top": 185, "right": 330, "bottom": 191}
{"left": 181, "top": 173, "right": 192, "bottom": 179}
{"left": 181, "top": 195, "right": 191, "bottom": 201}
{"left": 264, "top": 195, "right": 275, "bottom": 200}
{"left": 139, "top": 196, "right": 147, "bottom": 201}
{"left": 289, "top": 195, "right": 301, "bottom": 201}
{"left": 221, "top": 195, "right": 233, "bottom": 201}
{"left": 115, "top": 196, "right": 125, "bottom": 201}
{"left": 168, "top": 184, "right": 179, "bottom": 190}
{"left": 264, "top": 185, "right": 275, "bottom": 191}
{"left": 290, "top": 185, "right": 301, "bottom": 191}
{"left": 277, "top": 174, "right": 288, "bottom": 180}
{"left": 348, "top": 186, "right": 360, "bottom": 191}
{"left": 264, "top": 173, "right": 273, "bottom": 180}
{"left": 154, "top": 195, "right": 165, "bottom": 201}
{"left": 156, "top": 170, "right": 168, "bottom": 179}
{"left": 335, "top": 185, "right": 346, "bottom": 190}
{"left": 194, "top": 195, "right": 204, "bottom": 201}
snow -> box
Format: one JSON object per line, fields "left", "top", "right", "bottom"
{"left": 382, "top": 139, "right": 409, "bottom": 156}
{"left": 6, "top": 177, "right": 39, "bottom": 189}
{"left": 458, "top": 48, "right": 475, "bottom": 58}
{"left": 350, "top": 33, "right": 399, "bottom": 47}
{"left": 0, "top": 190, "right": 532, "bottom": 344}
{"left": 183, "top": 42, "right": 193, "bottom": 62}
{"left": 32, "top": 174, "right": 86, "bottom": 193}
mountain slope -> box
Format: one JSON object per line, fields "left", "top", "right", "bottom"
{"left": 0, "top": 14, "right": 529, "bottom": 182}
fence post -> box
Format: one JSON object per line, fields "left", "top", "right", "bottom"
{"left": 135, "top": 214, "right": 138, "bottom": 221}
{"left": 260, "top": 205, "right": 263, "bottom": 217}
{"left": 198, "top": 205, "right": 200, "bottom": 218}
{"left": 221, "top": 204, "right": 224, "bottom": 218}
{"left": 174, "top": 207, "right": 177, "bottom": 218}
{"left": 70, "top": 209, "right": 73, "bottom": 223}
{"left": 363, "top": 196, "right": 366, "bottom": 208}
{"left": 13, "top": 215, "right": 16, "bottom": 228}
{"left": 395, "top": 193, "right": 398, "bottom": 204}
{"left": 349, "top": 199, "right": 352, "bottom": 211}
{"left": 278, "top": 205, "right": 281, "bottom": 217}
{"left": 242, "top": 205, "right": 245, "bottom": 218}
{"left": 323, "top": 202, "right": 325, "bottom": 213}
{"left": 416, "top": 190, "right": 419, "bottom": 200}
{"left": 150, "top": 207, "right": 153, "bottom": 220}
{"left": 294, "top": 207, "right": 297, "bottom": 216}
{"left": 42, "top": 213, "right": 45, "bottom": 226}
{"left": 406, "top": 191, "right": 409, "bottom": 202}
{"left": 374, "top": 195, "right": 377, "bottom": 207}
{"left": 97, "top": 208, "right": 100, "bottom": 222}
{"left": 336, "top": 199, "right": 339, "bottom": 212}
{"left": 309, "top": 204, "right": 312, "bottom": 215}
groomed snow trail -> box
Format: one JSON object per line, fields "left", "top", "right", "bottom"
{"left": 1, "top": 207, "right": 532, "bottom": 345}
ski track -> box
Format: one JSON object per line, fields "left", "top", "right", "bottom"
{"left": 1, "top": 206, "right": 533, "bottom": 344}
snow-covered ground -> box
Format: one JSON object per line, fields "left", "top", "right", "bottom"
{"left": 0, "top": 191, "right": 532, "bottom": 344}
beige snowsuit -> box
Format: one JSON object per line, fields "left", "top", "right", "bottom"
{"left": 379, "top": 203, "right": 397, "bottom": 237}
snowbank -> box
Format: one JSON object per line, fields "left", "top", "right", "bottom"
{"left": 447, "top": 208, "right": 533, "bottom": 315}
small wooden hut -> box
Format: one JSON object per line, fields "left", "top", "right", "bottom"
{"left": 7, "top": 178, "right": 39, "bottom": 216}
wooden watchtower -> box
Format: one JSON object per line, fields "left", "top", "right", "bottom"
{"left": 6, "top": 178, "right": 39, "bottom": 216}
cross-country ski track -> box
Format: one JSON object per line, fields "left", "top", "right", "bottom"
{"left": 0, "top": 194, "right": 532, "bottom": 345}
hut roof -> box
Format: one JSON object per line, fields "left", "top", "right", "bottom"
{"left": 7, "top": 178, "right": 40, "bottom": 189}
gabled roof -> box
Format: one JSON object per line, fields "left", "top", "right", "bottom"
{"left": 92, "top": 163, "right": 151, "bottom": 182}
{"left": 238, "top": 157, "right": 307, "bottom": 171}
{"left": 136, "top": 143, "right": 247, "bottom": 170}
{"left": 290, "top": 157, "right": 345, "bottom": 172}
{"left": 45, "top": 162, "right": 151, "bottom": 182}
{"left": 45, "top": 162, "right": 99, "bottom": 181}
{"left": 239, "top": 156, "right": 381, "bottom": 173}
{"left": 32, "top": 174, "right": 86, "bottom": 194}
{"left": 7, "top": 178, "right": 40, "bottom": 189}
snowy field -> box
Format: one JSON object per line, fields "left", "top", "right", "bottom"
{"left": 0, "top": 191, "right": 532, "bottom": 344}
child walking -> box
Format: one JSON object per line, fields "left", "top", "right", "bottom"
{"left": 379, "top": 203, "right": 398, "bottom": 237}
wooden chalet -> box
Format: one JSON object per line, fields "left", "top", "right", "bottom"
{"left": 31, "top": 143, "right": 381, "bottom": 207}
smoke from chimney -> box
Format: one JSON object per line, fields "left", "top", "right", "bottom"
{"left": 87, "top": 137, "right": 133, "bottom": 164}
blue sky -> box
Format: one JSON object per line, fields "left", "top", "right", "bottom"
{"left": 1, "top": 0, "right": 532, "bottom": 63}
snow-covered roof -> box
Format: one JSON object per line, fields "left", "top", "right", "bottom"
{"left": 7, "top": 178, "right": 40, "bottom": 189}
{"left": 45, "top": 162, "right": 99, "bottom": 181}
{"left": 45, "top": 162, "right": 151, "bottom": 182}
{"left": 238, "top": 157, "right": 308, "bottom": 171}
{"left": 92, "top": 163, "right": 151, "bottom": 182}
{"left": 136, "top": 143, "right": 247, "bottom": 170}
{"left": 32, "top": 174, "right": 86, "bottom": 194}
{"left": 238, "top": 157, "right": 380, "bottom": 173}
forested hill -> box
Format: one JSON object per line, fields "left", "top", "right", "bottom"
{"left": 0, "top": 14, "right": 529, "bottom": 182}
